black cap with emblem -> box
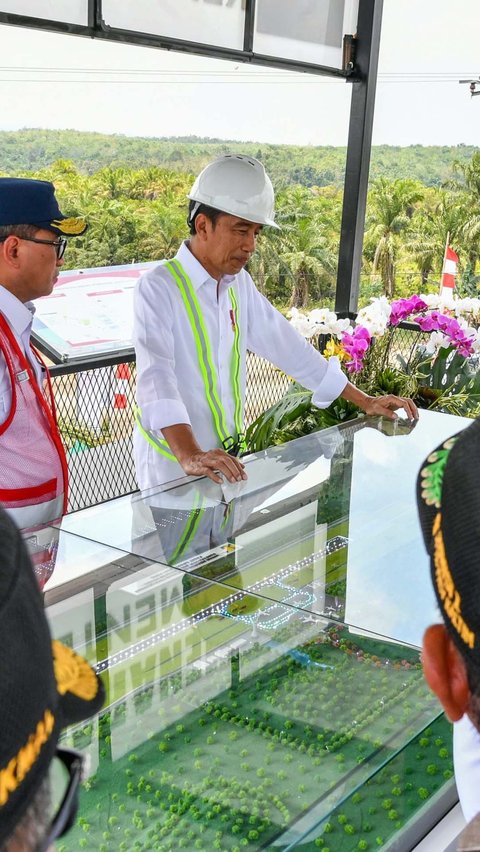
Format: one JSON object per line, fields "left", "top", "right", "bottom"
{"left": 416, "top": 417, "right": 480, "bottom": 678}
{"left": 0, "top": 506, "right": 104, "bottom": 846}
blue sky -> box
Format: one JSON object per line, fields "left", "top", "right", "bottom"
{"left": 0, "top": 0, "right": 479, "bottom": 146}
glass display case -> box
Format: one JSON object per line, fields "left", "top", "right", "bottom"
{"left": 36, "top": 408, "right": 471, "bottom": 850}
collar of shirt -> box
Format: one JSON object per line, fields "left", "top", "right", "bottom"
{"left": 0, "top": 284, "right": 35, "bottom": 339}
{"left": 176, "top": 240, "right": 236, "bottom": 294}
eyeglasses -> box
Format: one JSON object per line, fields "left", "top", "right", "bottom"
{"left": 38, "top": 746, "right": 85, "bottom": 852}
{"left": 0, "top": 234, "right": 68, "bottom": 260}
{"left": 19, "top": 235, "right": 68, "bottom": 260}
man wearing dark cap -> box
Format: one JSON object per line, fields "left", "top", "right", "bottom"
{"left": 0, "top": 177, "right": 86, "bottom": 535}
{"left": 0, "top": 504, "right": 104, "bottom": 850}
{"left": 417, "top": 418, "right": 480, "bottom": 839}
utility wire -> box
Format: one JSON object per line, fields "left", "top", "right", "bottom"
{"left": 0, "top": 67, "right": 478, "bottom": 84}
{"left": 1, "top": 66, "right": 479, "bottom": 75}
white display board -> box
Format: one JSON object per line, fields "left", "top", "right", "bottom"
{"left": 32, "top": 260, "right": 158, "bottom": 364}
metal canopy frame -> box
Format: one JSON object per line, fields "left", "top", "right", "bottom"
{"left": 0, "top": 0, "right": 383, "bottom": 313}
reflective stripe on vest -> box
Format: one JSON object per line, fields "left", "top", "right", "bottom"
{"left": 169, "top": 492, "right": 206, "bottom": 565}
{"left": 228, "top": 287, "right": 245, "bottom": 452}
{"left": 137, "top": 259, "right": 246, "bottom": 461}
{"left": 135, "top": 407, "right": 176, "bottom": 462}
{"left": 0, "top": 314, "right": 68, "bottom": 527}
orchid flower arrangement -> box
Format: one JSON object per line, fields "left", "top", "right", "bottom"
{"left": 289, "top": 294, "right": 480, "bottom": 375}
{"left": 247, "top": 293, "right": 480, "bottom": 453}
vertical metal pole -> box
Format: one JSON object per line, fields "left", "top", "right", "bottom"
{"left": 243, "top": 0, "right": 256, "bottom": 53}
{"left": 88, "top": 0, "right": 102, "bottom": 29}
{"left": 335, "top": 0, "right": 384, "bottom": 315}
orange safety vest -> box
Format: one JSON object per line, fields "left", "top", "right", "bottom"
{"left": 0, "top": 313, "right": 68, "bottom": 529}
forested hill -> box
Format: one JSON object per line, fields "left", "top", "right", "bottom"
{"left": 1, "top": 129, "right": 477, "bottom": 188}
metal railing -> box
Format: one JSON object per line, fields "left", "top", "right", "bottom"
{"left": 51, "top": 352, "right": 291, "bottom": 513}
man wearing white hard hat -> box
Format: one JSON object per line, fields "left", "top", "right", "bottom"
{"left": 133, "top": 154, "right": 417, "bottom": 490}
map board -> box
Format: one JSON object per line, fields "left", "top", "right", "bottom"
{"left": 32, "top": 261, "right": 158, "bottom": 364}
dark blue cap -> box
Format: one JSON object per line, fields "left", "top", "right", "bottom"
{"left": 0, "top": 177, "right": 87, "bottom": 236}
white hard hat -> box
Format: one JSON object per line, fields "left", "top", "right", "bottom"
{"left": 188, "top": 154, "right": 279, "bottom": 228}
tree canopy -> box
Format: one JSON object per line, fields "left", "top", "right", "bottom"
{"left": 1, "top": 130, "right": 479, "bottom": 306}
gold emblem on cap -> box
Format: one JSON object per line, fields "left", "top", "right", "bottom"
{"left": 50, "top": 217, "right": 86, "bottom": 235}
{"left": 52, "top": 640, "right": 99, "bottom": 701}
{"left": 433, "top": 513, "right": 475, "bottom": 650}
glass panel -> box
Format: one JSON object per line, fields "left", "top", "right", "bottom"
{"left": 37, "top": 410, "right": 465, "bottom": 848}
{"left": 54, "top": 408, "right": 471, "bottom": 647}
{"left": 0, "top": 0, "right": 87, "bottom": 25}
{"left": 254, "top": 0, "right": 359, "bottom": 69}
{"left": 102, "top": 0, "right": 246, "bottom": 51}
{"left": 46, "top": 561, "right": 451, "bottom": 851}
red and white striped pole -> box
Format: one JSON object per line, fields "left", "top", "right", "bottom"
{"left": 113, "top": 363, "right": 132, "bottom": 409}
{"left": 440, "top": 233, "right": 459, "bottom": 296}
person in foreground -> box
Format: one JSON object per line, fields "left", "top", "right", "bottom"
{"left": 134, "top": 153, "right": 418, "bottom": 491}
{"left": 417, "top": 417, "right": 480, "bottom": 840}
{"left": 0, "top": 506, "right": 105, "bottom": 851}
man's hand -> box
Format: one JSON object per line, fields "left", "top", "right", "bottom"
{"left": 360, "top": 393, "right": 419, "bottom": 421}
{"left": 180, "top": 449, "right": 247, "bottom": 484}
{"left": 341, "top": 382, "right": 419, "bottom": 421}
{"left": 161, "top": 424, "right": 247, "bottom": 484}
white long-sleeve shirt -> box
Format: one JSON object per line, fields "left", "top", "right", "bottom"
{"left": 454, "top": 715, "right": 480, "bottom": 822}
{"left": 0, "top": 285, "right": 43, "bottom": 424}
{"left": 133, "top": 240, "right": 347, "bottom": 490}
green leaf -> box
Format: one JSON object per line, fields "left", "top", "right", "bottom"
{"left": 246, "top": 382, "right": 314, "bottom": 452}
{"left": 245, "top": 384, "right": 359, "bottom": 452}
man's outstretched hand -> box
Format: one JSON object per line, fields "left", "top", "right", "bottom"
{"left": 341, "top": 382, "right": 419, "bottom": 422}
{"left": 360, "top": 393, "right": 419, "bottom": 421}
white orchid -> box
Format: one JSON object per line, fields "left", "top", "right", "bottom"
{"left": 422, "top": 330, "right": 451, "bottom": 356}
{"left": 290, "top": 307, "right": 353, "bottom": 339}
{"left": 453, "top": 297, "right": 480, "bottom": 323}
{"left": 307, "top": 308, "right": 336, "bottom": 325}
{"left": 356, "top": 296, "right": 391, "bottom": 337}
{"left": 288, "top": 310, "right": 316, "bottom": 339}
{"left": 311, "top": 314, "right": 353, "bottom": 338}
{"left": 420, "top": 293, "right": 449, "bottom": 311}
{"left": 419, "top": 292, "right": 480, "bottom": 323}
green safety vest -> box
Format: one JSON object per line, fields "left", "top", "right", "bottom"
{"left": 136, "top": 258, "right": 246, "bottom": 463}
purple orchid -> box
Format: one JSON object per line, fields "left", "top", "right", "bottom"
{"left": 341, "top": 325, "right": 372, "bottom": 373}
{"left": 389, "top": 295, "right": 429, "bottom": 327}
{"left": 413, "top": 311, "right": 476, "bottom": 357}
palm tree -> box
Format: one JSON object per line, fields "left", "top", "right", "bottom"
{"left": 275, "top": 186, "right": 338, "bottom": 308}
{"left": 247, "top": 227, "right": 282, "bottom": 296}
{"left": 126, "top": 167, "right": 191, "bottom": 205}
{"left": 406, "top": 190, "right": 467, "bottom": 288}
{"left": 364, "top": 178, "right": 424, "bottom": 298}
{"left": 137, "top": 203, "right": 187, "bottom": 261}
{"left": 94, "top": 167, "right": 130, "bottom": 200}
{"left": 282, "top": 215, "right": 336, "bottom": 308}
{"left": 449, "top": 152, "right": 480, "bottom": 270}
